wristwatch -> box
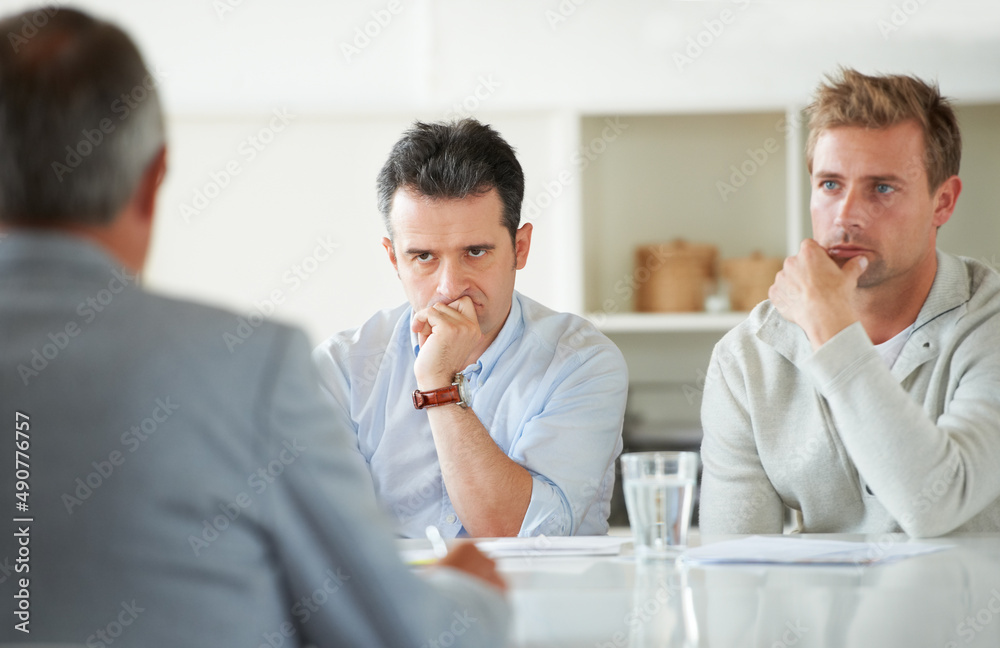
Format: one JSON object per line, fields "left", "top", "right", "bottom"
{"left": 412, "top": 373, "right": 470, "bottom": 410}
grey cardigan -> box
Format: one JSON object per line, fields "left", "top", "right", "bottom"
{"left": 700, "top": 251, "right": 1000, "bottom": 537}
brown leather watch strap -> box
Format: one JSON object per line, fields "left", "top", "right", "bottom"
{"left": 412, "top": 384, "right": 462, "bottom": 409}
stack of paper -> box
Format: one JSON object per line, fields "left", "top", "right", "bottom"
{"left": 400, "top": 535, "right": 631, "bottom": 565}
{"left": 476, "top": 535, "right": 630, "bottom": 558}
{"left": 679, "top": 535, "right": 951, "bottom": 566}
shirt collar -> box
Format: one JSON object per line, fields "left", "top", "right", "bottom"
{"left": 408, "top": 292, "right": 525, "bottom": 381}
{"left": 409, "top": 324, "right": 420, "bottom": 358}
{"left": 475, "top": 291, "right": 524, "bottom": 381}
{"left": 913, "top": 250, "right": 970, "bottom": 330}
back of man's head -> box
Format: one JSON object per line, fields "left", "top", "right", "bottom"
{"left": 0, "top": 7, "right": 165, "bottom": 226}
{"left": 805, "top": 67, "right": 961, "bottom": 193}
{"left": 376, "top": 118, "right": 524, "bottom": 243}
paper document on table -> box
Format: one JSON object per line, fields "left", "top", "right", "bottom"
{"left": 476, "top": 535, "right": 631, "bottom": 558}
{"left": 679, "top": 536, "right": 951, "bottom": 567}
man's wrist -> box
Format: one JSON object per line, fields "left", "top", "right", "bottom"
{"left": 412, "top": 373, "right": 470, "bottom": 410}
{"left": 806, "top": 312, "right": 858, "bottom": 350}
{"left": 415, "top": 373, "right": 459, "bottom": 391}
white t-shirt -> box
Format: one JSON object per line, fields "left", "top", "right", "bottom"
{"left": 874, "top": 324, "right": 915, "bottom": 369}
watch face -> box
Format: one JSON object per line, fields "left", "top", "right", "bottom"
{"left": 456, "top": 373, "right": 471, "bottom": 406}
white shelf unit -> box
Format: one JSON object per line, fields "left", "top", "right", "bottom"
{"left": 587, "top": 312, "right": 747, "bottom": 334}
{"left": 578, "top": 108, "right": 806, "bottom": 328}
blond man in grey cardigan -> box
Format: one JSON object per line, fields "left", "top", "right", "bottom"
{"left": 700, "top": 69, "right": 1000, "bottom": 538}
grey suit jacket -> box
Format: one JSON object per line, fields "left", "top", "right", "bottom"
{"left": 0, "top": 232, "right": 508, "bottom": 647}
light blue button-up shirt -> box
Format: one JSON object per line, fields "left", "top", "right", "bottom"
{"left": 313, "top": 292, "right": 628, "bottom": 538}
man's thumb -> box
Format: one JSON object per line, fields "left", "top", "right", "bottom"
{"left": 846, "top": 255, "right": 869, "bottom": 281}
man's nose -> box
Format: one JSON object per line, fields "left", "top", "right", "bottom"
{"left": 435, "top": 259, "right": 469, "bottom": 302}
{"left": 834, "top": 186, "right": 869, "bottom": 231}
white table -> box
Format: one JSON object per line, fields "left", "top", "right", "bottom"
{"left": 410, "top": 532, "right": 1000, "bottom": 648}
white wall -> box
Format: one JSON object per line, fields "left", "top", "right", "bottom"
{"left": 7, "top": 0, "right": 1000, "bottom": 341}
{"left": 147, "top": 111, "right": 574, "bottom": 341}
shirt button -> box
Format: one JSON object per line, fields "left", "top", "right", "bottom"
{"left": 446, "top": 514, "right": 457, "bottom": 524}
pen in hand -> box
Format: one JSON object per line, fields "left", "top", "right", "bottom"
{"left": 425, "top": 525, "right": 448, "bottom": 559}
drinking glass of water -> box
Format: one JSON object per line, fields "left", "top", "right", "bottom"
{"left": 621, "top": 451, "right": 700, "bottom": 558}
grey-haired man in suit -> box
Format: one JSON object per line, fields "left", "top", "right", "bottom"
{"left": 0, "top": 7, "right": 507, "bottom": 647}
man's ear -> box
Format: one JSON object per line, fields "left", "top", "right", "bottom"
{"left": 135, "top": 146, "right": 167, "bottom": 224}
{"left": 102, "top": 145, "right": 166, "bottom": 273}
{"left": 514, "top": 222, "right": 532, "bottom": 270}
{"left": 932, "top": 175, "right": 962, "bottom": 228}
{"left": 382, "top": 236, "right": 399, "bottom": 274}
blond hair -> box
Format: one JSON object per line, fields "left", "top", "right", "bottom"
{"left": 805, "top": 68, "right": 961, "bottom": 192}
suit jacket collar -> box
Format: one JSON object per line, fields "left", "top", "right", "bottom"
{"left": 0, "top": 230, "right": 123, "bottom": 278}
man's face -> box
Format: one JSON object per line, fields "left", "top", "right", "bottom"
{"left": 810, "top": 120, "right": 957, "bottom": 289}
{"left": 383, "top": 187, "right": 531, "bottom": 343}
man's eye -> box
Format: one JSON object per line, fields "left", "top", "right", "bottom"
{"left": 875, "top": 183, "right": 894, "bottom": 194}
{"left": 468, "top": 249, "right": 486, "bottom": 258}
{"left": 822, "top": 180, "right": 838, "bottom": 191}
{"left": 415, "top": 253, "right": 433, "bottom": 262}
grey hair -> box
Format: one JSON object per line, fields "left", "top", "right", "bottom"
{"left": 0, "top": 7, "right": 166, "bottom": 225}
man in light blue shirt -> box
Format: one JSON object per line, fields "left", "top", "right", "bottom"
{"left": 314, "top": 119, "right": 628, "bottom": 538}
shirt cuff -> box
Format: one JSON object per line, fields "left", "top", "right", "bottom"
{"left": 801, "top": 321, "right": 880, "bottom": 391}
{"left": 517, "top": 476, "right": 573, "bottom": 536}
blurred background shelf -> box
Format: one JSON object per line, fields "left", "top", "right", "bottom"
{"left": 589, "top": 312, "right": 748, "bottom": 334}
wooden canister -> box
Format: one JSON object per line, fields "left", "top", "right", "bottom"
{"left": 721, "top": 251, "right": 785, "bottom": 311}
{"left": 634, "top": 239, "right": 717, "bottom": 312}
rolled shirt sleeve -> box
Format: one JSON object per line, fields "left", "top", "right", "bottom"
{"left": 510, "top": 340, "right": 629, "bottom": 537}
